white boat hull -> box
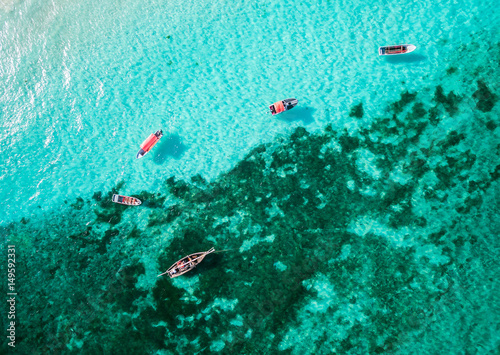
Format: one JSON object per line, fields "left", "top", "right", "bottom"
{"left": 379, "top": 44, "right": 416, "bottom": 56}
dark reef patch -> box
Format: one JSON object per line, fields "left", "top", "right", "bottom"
{"left": 446, "top": 66, "right": 457, "bottom": 75}
{"left": 473, "top": 80, "right": 498, "bottom": 112}
{"left": 137, "top": 191, "right": 166, "bottom": 208}
{"left": 3, "top": 61, "right": 499, "bottom": 354}
{"left": 433, "top": 85, "right": 462, "bottom": 116}
{"left": 70, "top": 197, "right": 85, "bottom": 210}
{"left": 349, "top": 102, "right": 364, "bottom": 118}
{"left": 391, "top": 90, "right": 417, "bottom": 114}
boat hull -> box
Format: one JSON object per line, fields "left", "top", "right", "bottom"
{"left": 270, "top": 98, "right": 298, "bottom": 115}
{"left": 379, "top": 44, "right": 416, "bottom": 56}
{"left": 112, "top": 194, "right": 142, "bottom": 206}
{"left": 136, "top": 130, "right": 163, "bottom": 159}
{"left": 136, "top": 148, "right": 147, "bottom": 159}
{"left": 160, "top": 248, "right": 216, "bottom": 278}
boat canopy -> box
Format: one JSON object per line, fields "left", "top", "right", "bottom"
{"left": 273, "top": 100, "right": 285, "bottom": 114}
{"left": 387, "top": 45, "right": 405, "bottom": 54}
{"left": 140, "top": 134, "right": 159, "bottom": 151}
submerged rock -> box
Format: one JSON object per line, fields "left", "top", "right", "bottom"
{"left": 349, "top": 103, "right": 364, "bottom": 118}
{"left": 473, "top": 80, "right": 498, "bottom": 112}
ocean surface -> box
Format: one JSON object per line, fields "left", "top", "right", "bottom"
{"left": 1, "top": 0, "right": 499, "bottom": 353}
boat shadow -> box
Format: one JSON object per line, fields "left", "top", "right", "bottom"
{"left": 153, "top": 134, "right": 188, "bottom": 164}
{"left": 276, "top": 106, "right": 315, "bottom": 125}
{"left": 185, "top": 252, "right": 222, "bottom": 277}
{"left": 384, "top": 53, "right": 427, "bottom": 64}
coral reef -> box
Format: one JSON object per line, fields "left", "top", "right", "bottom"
{"left": 1, "top": 49, "right": 499, "bottom": 355}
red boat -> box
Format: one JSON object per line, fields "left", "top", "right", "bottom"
{"left": 269, "top": 98, "right": 298, "bottom": 115}
{"left": 136, "top": 130, "right": 163, "bottom": 159}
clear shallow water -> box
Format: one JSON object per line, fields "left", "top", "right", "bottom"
{"left": 1, "top": 0, "right": 498, "bottom": 224}
{"left": 1, "top": 0, "right": 499, "bottom": 353}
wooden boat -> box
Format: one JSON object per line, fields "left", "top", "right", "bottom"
{"left": 137, "top": 130, "right": 163, "bottom": 159}
{"left": 158, "top": 247, "right": 215, "bottom": 278}
{"left": 379, "top": 44, "right": 416, "bottom": 56}
{"left": 269, "top": 98, "right": 298, "bottom": 115}
{"left": 111, "top": 194, "right": 142, "bottom": 206}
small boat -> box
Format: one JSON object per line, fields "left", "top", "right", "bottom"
{"left": 269, "top": 98, "right": 298, "bottom": 115}
{"left": 112, "top": 194, "right": 142, "bottom": 206}
{"left": 379, "top": 44, "right": 416, "bottom": 56}
{"left": 158, "top": 247, "right": 215, "bottom": 278}
{"left": 136, "top": 130, "right": 163, "bottom": 159}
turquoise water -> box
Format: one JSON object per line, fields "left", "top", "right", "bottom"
{"left": 1, "top": 0, "right": 499, "bottom": 353}
{"left": 2, "top": 0, "right": 497, "bottom": 224}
